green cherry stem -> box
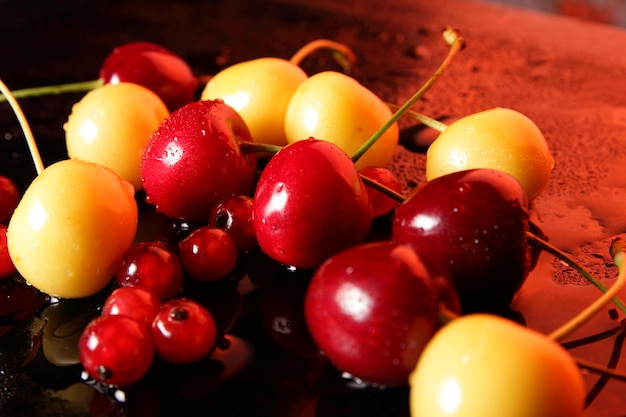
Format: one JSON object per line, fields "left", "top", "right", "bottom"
{"left": 239, "top": 142, "right": 284, "bottom": 155}
{"left": 350, "top": 27, "right": 465, "bottom": 164}
{"left": 0, "top": 78, "right": 44, "bottom": 174}
{"left": 289, "top": 39, "right": 357, "bottom": 73}
{"left": 526, "top": 231, "right": 626, "bottom": 314}
{"left": 359, "top": 174, "right": 406, "bottom": 203}
{"left": 386, "top": 103, "right": 449, "bottom": 132}
{"left": 548, "top": 237, "right": 626, "bottom": 342}
{"left": 0, "top": 78, "right": 103, "bottom": 103}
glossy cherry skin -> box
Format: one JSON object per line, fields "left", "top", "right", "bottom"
{"left": 0, "top": 175, "right": 19, "bottom": 223}
{"left": 359, "top": 166, "right": 403, "bottom": 218}
{"left": 79, "top": 314, "right": 155, "bottom": 387}
{"left": 151, "top": 298, "right": 217, "bottom": 364}
{"left": 141, "top": 100, "right": 256, "bottom": 221}
{"left": 102, "top": 286, "right": 162, "bottom": 328}
{"left": 0, "top": 225, "right": 16, "bottom": 279}
{"left": 99, "top": 41, "right": 199, "bottom": 111}
{"left": 393, "top": 169, "right": 531, "bottom": 311}
{"left": 116, "top": 241, "right": 183, "bottom": 302}
{"left": 178, "top": 226, "right": 239, "bottom": 282}
{"left": 304, "top": 240, "right": 460, "bottom": 387}
{"left": 208, "top": 194, "right": 257, "bottom": 251}
{"left": 253, "top": 138, "right": 371, "bottom": 269}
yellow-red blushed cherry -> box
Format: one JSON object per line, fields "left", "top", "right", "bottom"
{"left": 201, "top": 57, "right": 308, "bottom": 146}
{"left": 64, "top": 82, "right": 169, "bottom": 190}
{"left": 7, "top": 159, "right": 138, "bottom": 299}
{"left": 409, "top": 314, "right": 585, "bottom": 417}
{"left": 284, "top": 71, "right": 399, "bottom": 170}
{"left": 426, "top": 108, "right": 554, "bottom": 200}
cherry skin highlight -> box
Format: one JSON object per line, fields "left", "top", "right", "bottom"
{"left": 304, "top": 240, "right": 459, "bottom": 387}
{"left": 102, "top": 286, "right": 162, "bottom": 328}
{"left": 79, "top": 314, "right": 155, "bottom": 387}
{"left": 0, "top": 225, "right": 16, "bottom": 279}
{"left": 151, "top": 298, "right": 217, "bottom": 364}
{"left": 100, "top": 41, "right": 199, "bottom": 111}
{"left": 116, "top": 240, "right": 183, "bottom": 302}
{"left": 141, "top": 100, "right": 256, "bottom": 222}
{"left": 393, "top": 168, "right": 531, "bottom": 311}
{"left": 253, "top": 138, "right": 371, "bottom": 269}
{"left": 0, "top": 175, "right": 19, "bottom": 223}
{"left": 208, "top": 194, "right": 257, "bottom": 251}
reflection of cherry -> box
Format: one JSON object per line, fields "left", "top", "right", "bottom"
{"left": 0, "top": 279, "right": 47, "bottom": 338}
{"left": 261, "top": 267, "right": 319, "bottom": 357}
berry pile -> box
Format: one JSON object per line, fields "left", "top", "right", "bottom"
{"left": 1, "top": 29, "right": 626, "bottom": 417}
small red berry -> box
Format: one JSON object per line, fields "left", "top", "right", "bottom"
{"left": 0, "top": 225, "right": 16, "bottom": 279}
{"left": 116, "top": 241, "right": 183, "bottom": 301}
{"left": 178, "top": 226, "right": 238, "bottom": 282}
{"left": 209, "top": 194, "right": 258, "bottom": 251}
{"left": 102, "top": 286, "right": 162, "bottom": 328}
{"left": 0, "top": 175, "right": 19, "bottom": 223}
{"left": 151, "top": 298, "right": 217, "bottom": 364}
{"left": 79, "top": 315, "right": 155, "bottom": 387}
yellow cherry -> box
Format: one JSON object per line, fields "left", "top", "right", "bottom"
{"left": 284, "top": 71, "right": 399, "bottom": 170}
{"left": 426, "top": 108, "right": 554, "bottom": 200}
{"left": 409, "top": 314, "right": 585, "bottom": 417}
{"left": 201, "top": 57, "right": 308, "bottom": 146}
{"left": 7, "top": 159, "right": 138, "bottom": 299}
{"left": 64, "top": 82, "right": 169, "bottom": 190}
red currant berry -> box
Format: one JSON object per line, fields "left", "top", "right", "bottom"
{"left": 0, "top": 225, "right": 16, "bottom": 279}
{"left": 79, "top": 315, "right": 155, "bottom": 387}
{"left": 359, "top": 166, "right": 403, "bottom": 218}
{"left": 0, "top": 175, "right": 19, "bottom": 223}
{"left": 209, "top": 194, "right": 257, "bottom": 251}
{"left": 151, "top": 298, "right": 217, "bottom": 364}
{"left": 178, "top": 226, "right": 238, "bottom": 282}
{"left": 116, "top": 241, "right": 183, "bottom": 301}
{"left": 102, "top": 286, "right": 162, "bottom": 328}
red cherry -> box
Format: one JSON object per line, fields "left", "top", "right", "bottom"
{"left": 178, "top": 226, "right": 239, "bottom": 282}
{"left": 102, "top": 286, "right": 162, "bottom": 328}
{"left": 151, "top": 298, "right": 217, "bottom": 364}
{"left": 253, "top": 138, "right": 371, "bottom": 269}
{"left": 116, "top": 241, "right": 183, "bottom": 302}
{"left": 79, "top": 314, "right": 155, "bottom": 387}
{"left": 0, "top": 175, "right": 19, "bottom": 223}
{"left": 0, "top": 225, "right": 16, "bottom": 279}
{"left": 359, "top": 166, "right": 403, "bottom": 218}
{"left": 99, "top": 41, "right": 199, "bottom": 111}
{"left": 141, "top": 100, "right": 256, "bottom": 222}
{"left": 393, "top": 168, "right": 531, "bottom": 311}
{"left": 208, "top": 194, "right": 257, "bottom": 251}
{"left": 304, "top": 240, "right": 459, "bottom": 387}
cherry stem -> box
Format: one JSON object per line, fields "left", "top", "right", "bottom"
{"left": 436, "top": 302, "right": 461, "bottom": 326}
{"left": 576, "top": 357, "right": 626, "bottom": 382}
{"left": 548, "top": 237, "right": 626, "bottom": 342}
{"left": 350, "top": 27, "right": 465, "bottom": 164}
{"left": 239, "top": 142, "right": 284, "bottom": 155}
{"left": 289, "top": 39, "right": 357, "bottom": 73}
{"left": 526, "top": 231, "right": 626, "bottom": 314}
{"left": 0, "top": 78, "right": 104, "bottom": 102}
{"left": 0, "top": 78, "right": 44, "bottom": 174}
{"left": 359, "top": 174, "right": 405, "bottom": 203}
{"left": 386, "top": 103, "right": 448, "bottom": 133}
